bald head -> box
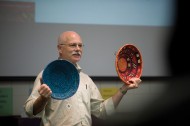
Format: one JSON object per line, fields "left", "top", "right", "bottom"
{"left": 58, "top": 31, "right": 82, "bottom": 45}
{"left": 57, "top": 31, "right": 83, "bottom": 64}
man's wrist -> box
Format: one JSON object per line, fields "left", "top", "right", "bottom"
{"left": 119, "top": 87, "right": 127, "bottom": 95}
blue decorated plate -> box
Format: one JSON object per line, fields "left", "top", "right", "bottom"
{"left": 42, "top": 60, "right": 79, "bottom": 100}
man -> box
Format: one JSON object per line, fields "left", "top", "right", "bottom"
{"left": 24, "top": 31, "right": 142, "bottom": 126}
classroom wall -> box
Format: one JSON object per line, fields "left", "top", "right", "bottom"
{"left": 0, "top": 78, "right": 170, "bottom": 125}
{"left": 1, "top": 76, "right": 190, "bottom": 125}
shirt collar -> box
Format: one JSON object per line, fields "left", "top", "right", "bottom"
{"left": 75, "top": 63, "right": 82, "bottom": 73}
{"left": 58, "top": 57, "right": 82, "bottom": 73}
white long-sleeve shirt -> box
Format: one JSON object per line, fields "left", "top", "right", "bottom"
{"left": 24, "top": 64, "right": 115, "bottom": 126}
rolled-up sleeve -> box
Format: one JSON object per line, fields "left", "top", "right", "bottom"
{"left": 88, "top": 76, "right": 115, "bottom": 119}
{"left": 24, "top": 71, "right": 44, "bottom": 118}
{"left": 24, "top": 97, "right": 35, "bottom": 117}
{"left": 104, "top": 97, "right": 115, "bottom": 116}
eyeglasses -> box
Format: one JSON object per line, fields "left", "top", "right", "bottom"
{"left": 59, "top": 43, "right": 84, "bottom": 49}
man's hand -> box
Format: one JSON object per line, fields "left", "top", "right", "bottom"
{"left": 120, "top": 77, "right": 142, "bottom": 95}
{"left": 38, "top": 84, "right": 52, "bottom": 99}
{"left": 125, "top": 77, "right": 142, "bottom": 89}
{"left": 38, "top": 78, "right": 52, "bottom": 99}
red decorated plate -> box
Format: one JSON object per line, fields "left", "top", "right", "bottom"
{"left": 115, "top": 44, "right": 143, "bottom": 84}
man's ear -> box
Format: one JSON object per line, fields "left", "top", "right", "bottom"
{"left": 57, "top": 45, "right": 62, "bottom": 54}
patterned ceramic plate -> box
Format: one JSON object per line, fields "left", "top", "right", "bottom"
{"left": 115, "top": 44, "right": 143, "bottom": 84}
{"left": 42, "top": 60, "right": 79, "bottom": 100}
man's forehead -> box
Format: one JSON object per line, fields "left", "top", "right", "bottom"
{"left": 66, "top": 35, "right": 81, "bottom": 42}
{"left": 67, "top": 34, "right": 76, "bottom": 40}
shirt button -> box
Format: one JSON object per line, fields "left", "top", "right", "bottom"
{"left": 66, "top": 103, "right": 71, "bottom": 109}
